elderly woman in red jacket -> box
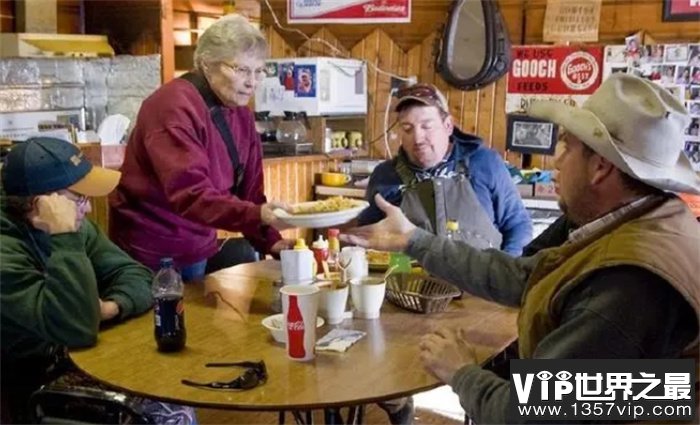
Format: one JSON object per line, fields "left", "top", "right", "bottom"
{"left": 110, "top": 15, "right": 293, "bottom": 280}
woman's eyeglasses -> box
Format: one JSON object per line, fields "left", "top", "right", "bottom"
{"left": 220, "top": 62, "right": 266, "bottom": 82}
{"left": 181, "top": 360, "right": 267, "bottom": 391}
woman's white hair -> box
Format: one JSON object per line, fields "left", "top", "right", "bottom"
{"left": 193, "top": 14, "right": 267, "bottom": 71}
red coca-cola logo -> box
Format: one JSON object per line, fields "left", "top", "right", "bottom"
{"left": 287, "top": 320, "right": 305, "bottom": 331}
{"left": 560, "top": 51, "right": 599, "bottom": 91}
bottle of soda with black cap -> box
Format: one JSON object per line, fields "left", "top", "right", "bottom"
{"left": 152, "top": 257, "right": 186, "bottom": 352}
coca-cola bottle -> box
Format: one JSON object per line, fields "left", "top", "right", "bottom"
{"left": 287, "top": 295, "right": 306, "bottom": 359}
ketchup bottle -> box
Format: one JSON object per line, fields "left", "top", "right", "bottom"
{"left": 311, "top": 235, "right": 329, "bottom": 274}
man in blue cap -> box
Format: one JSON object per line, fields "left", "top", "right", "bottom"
{"left": 0, "top": 137, "right": 194, "bottom": 423}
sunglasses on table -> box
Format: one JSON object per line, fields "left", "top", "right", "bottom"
{"left": 181, "top": 360, "right": 267, "bottom": 391}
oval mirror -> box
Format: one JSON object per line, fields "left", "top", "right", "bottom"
{"left": 436, "top": 0, "right": 512, "bottom": 90}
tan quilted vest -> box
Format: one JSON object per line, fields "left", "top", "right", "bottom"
{"left": 517, "top": 196, "right": 700, "bottom": 359}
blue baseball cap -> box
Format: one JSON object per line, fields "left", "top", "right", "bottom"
{"left": 1, "top": 137, "right": 121, "bottom": 197}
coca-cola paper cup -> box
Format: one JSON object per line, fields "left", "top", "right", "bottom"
{"left": 280, "top": 285, "right": 320, "bottom": 361}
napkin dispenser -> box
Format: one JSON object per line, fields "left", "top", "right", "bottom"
{"left": 280, "top": 239, "right": 316, "bottom": 285}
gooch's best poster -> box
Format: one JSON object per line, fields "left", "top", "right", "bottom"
{"left": 506, "top": 45, "right": 604, "bottom": 114}
{"left": 288, "top": 0, "right": 411, "bottom": 24}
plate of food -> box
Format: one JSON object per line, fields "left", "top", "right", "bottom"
{"left": 274, "top": 196, "right": 369, "bottom": 228}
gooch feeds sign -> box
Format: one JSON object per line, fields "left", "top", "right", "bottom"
{"left": 506, "top": 45, "right": 603, "bottom": 113}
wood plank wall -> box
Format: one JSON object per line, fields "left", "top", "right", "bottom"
{"left": 263, "top": 0, "right": 700, "bottom": 169}
{"left": 263, "top": 157, "right": 339, "bottom": 240}
{"left": 18, "top": 0, "right": 700, "bottom": 242}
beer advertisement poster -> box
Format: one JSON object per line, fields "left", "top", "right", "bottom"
{"left": 287, "top": 0, "right": 411, "bottom": 24}
{"left": 505, "top": 45, "right": 604, "bottom": 113}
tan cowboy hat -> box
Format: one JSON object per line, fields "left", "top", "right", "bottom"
{"left": 528, "top": 73, "right": 700, "bottom": 195}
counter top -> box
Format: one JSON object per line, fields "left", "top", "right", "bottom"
{"left": 262, "top": 151, "right": 358, "bottom": 164}
{"left": 262, "top": 153, "right": 339, "bottom": 164}
{"left": 315, "top": 184, "right": 366, "bottom": 199}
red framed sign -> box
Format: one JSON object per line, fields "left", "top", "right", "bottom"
{"left": 662, "top": 0, "right": 700, "bottom": 22}
{"left": 506, "top": 45, "right": 604, "bottom": 113}
{"left": 287, "top": 0, "right": 411, "bottom": 24}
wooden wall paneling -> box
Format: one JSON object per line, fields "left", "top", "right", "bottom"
{"left": 505, "top": 149, "right": 523, "bottom": 168}
{"left": 297, "top": 27, "right": 350, "bottom": 57}
{"left": 264, "top": 27, "right": 295, "bottom": 58}
{"left": 161, "top": 0, "right": 175, "bottom": 82}
{"left": 419, "top": 32, "right": 437, "bottom": 84}
{"left": 474, "top": 87, "right": 493, "bottom": 145}
{"left": 383, "top": 38, "right": 407, "bottom": 157}
{"left": 267, "top": 162, "right": 282, "bottom": 204}
{"left": 460, "top": 88, "right": 479, "bottom": 135}
{"left": 350, "top": 33, "right": 376, "bottom": 156}
{"left": 494, "top": 1, "right": 524, "bottom": 167}
{"left": 84, "top": 1, "right": 161, "bottom": 55}
{"left": 57, "top": 0, "right": 82, "bottom": 34}
{"left": 406, "top": 43, "right": 422, "bottom": 80}
{"left": 491, "top": 78, "right": 510, "bottom": 155}
{"left": 87, "top": 196, "right": 110, "bottom": 234}
{"left": 455, "top": 89, "right": 468, "bottom": 131}
{"left": 364, "top": 29, "right": 404, "bottom": 159}
{"left": 444, "top": 86, "right": 464, "bottom": 131}
{"left": 1, "top": 0, "right": 15, "bottom": 32}
{"left": 373, "top": 30, "right": 392, "bottom": 159}
{"left": 498, "top": 0, "right": 525, "bottom": 44}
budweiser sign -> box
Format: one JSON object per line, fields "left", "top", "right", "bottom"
{"left": 364, "top": 4, "right": 407, "bottom": 14}
{"left": 288, "top": 0, "right": 411, "bottom": 24}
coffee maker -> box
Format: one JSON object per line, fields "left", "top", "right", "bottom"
{"left": 254, "top": 111, "right": 277, "bottom": 142}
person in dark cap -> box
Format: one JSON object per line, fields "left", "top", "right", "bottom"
{"left": 0, "top": 137, "right": 194, "bottom": 423}
{"left": 356, "top": 83, "right": 532, "bottom": 257}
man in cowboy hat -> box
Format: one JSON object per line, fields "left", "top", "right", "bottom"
{"left": 341, "top": 73, "right": 700, "bottom": 423}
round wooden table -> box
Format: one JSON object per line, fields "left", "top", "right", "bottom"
{"left": 70, "top": 260, "right": 517, "bottom": 412}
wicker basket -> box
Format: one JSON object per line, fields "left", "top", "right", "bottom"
{"left": 385, "top": 273, "right": 461, "bottom": 314}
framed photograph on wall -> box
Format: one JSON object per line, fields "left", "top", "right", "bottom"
{"left": 662, "top": 0, "right": 700, "bottom": 22}
{"left": 506, "top": 114, "right": 559, "bottom": 155}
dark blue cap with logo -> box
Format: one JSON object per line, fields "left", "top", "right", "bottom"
{"left": 1, "top": 137, "right": 120, "bottom": 197}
